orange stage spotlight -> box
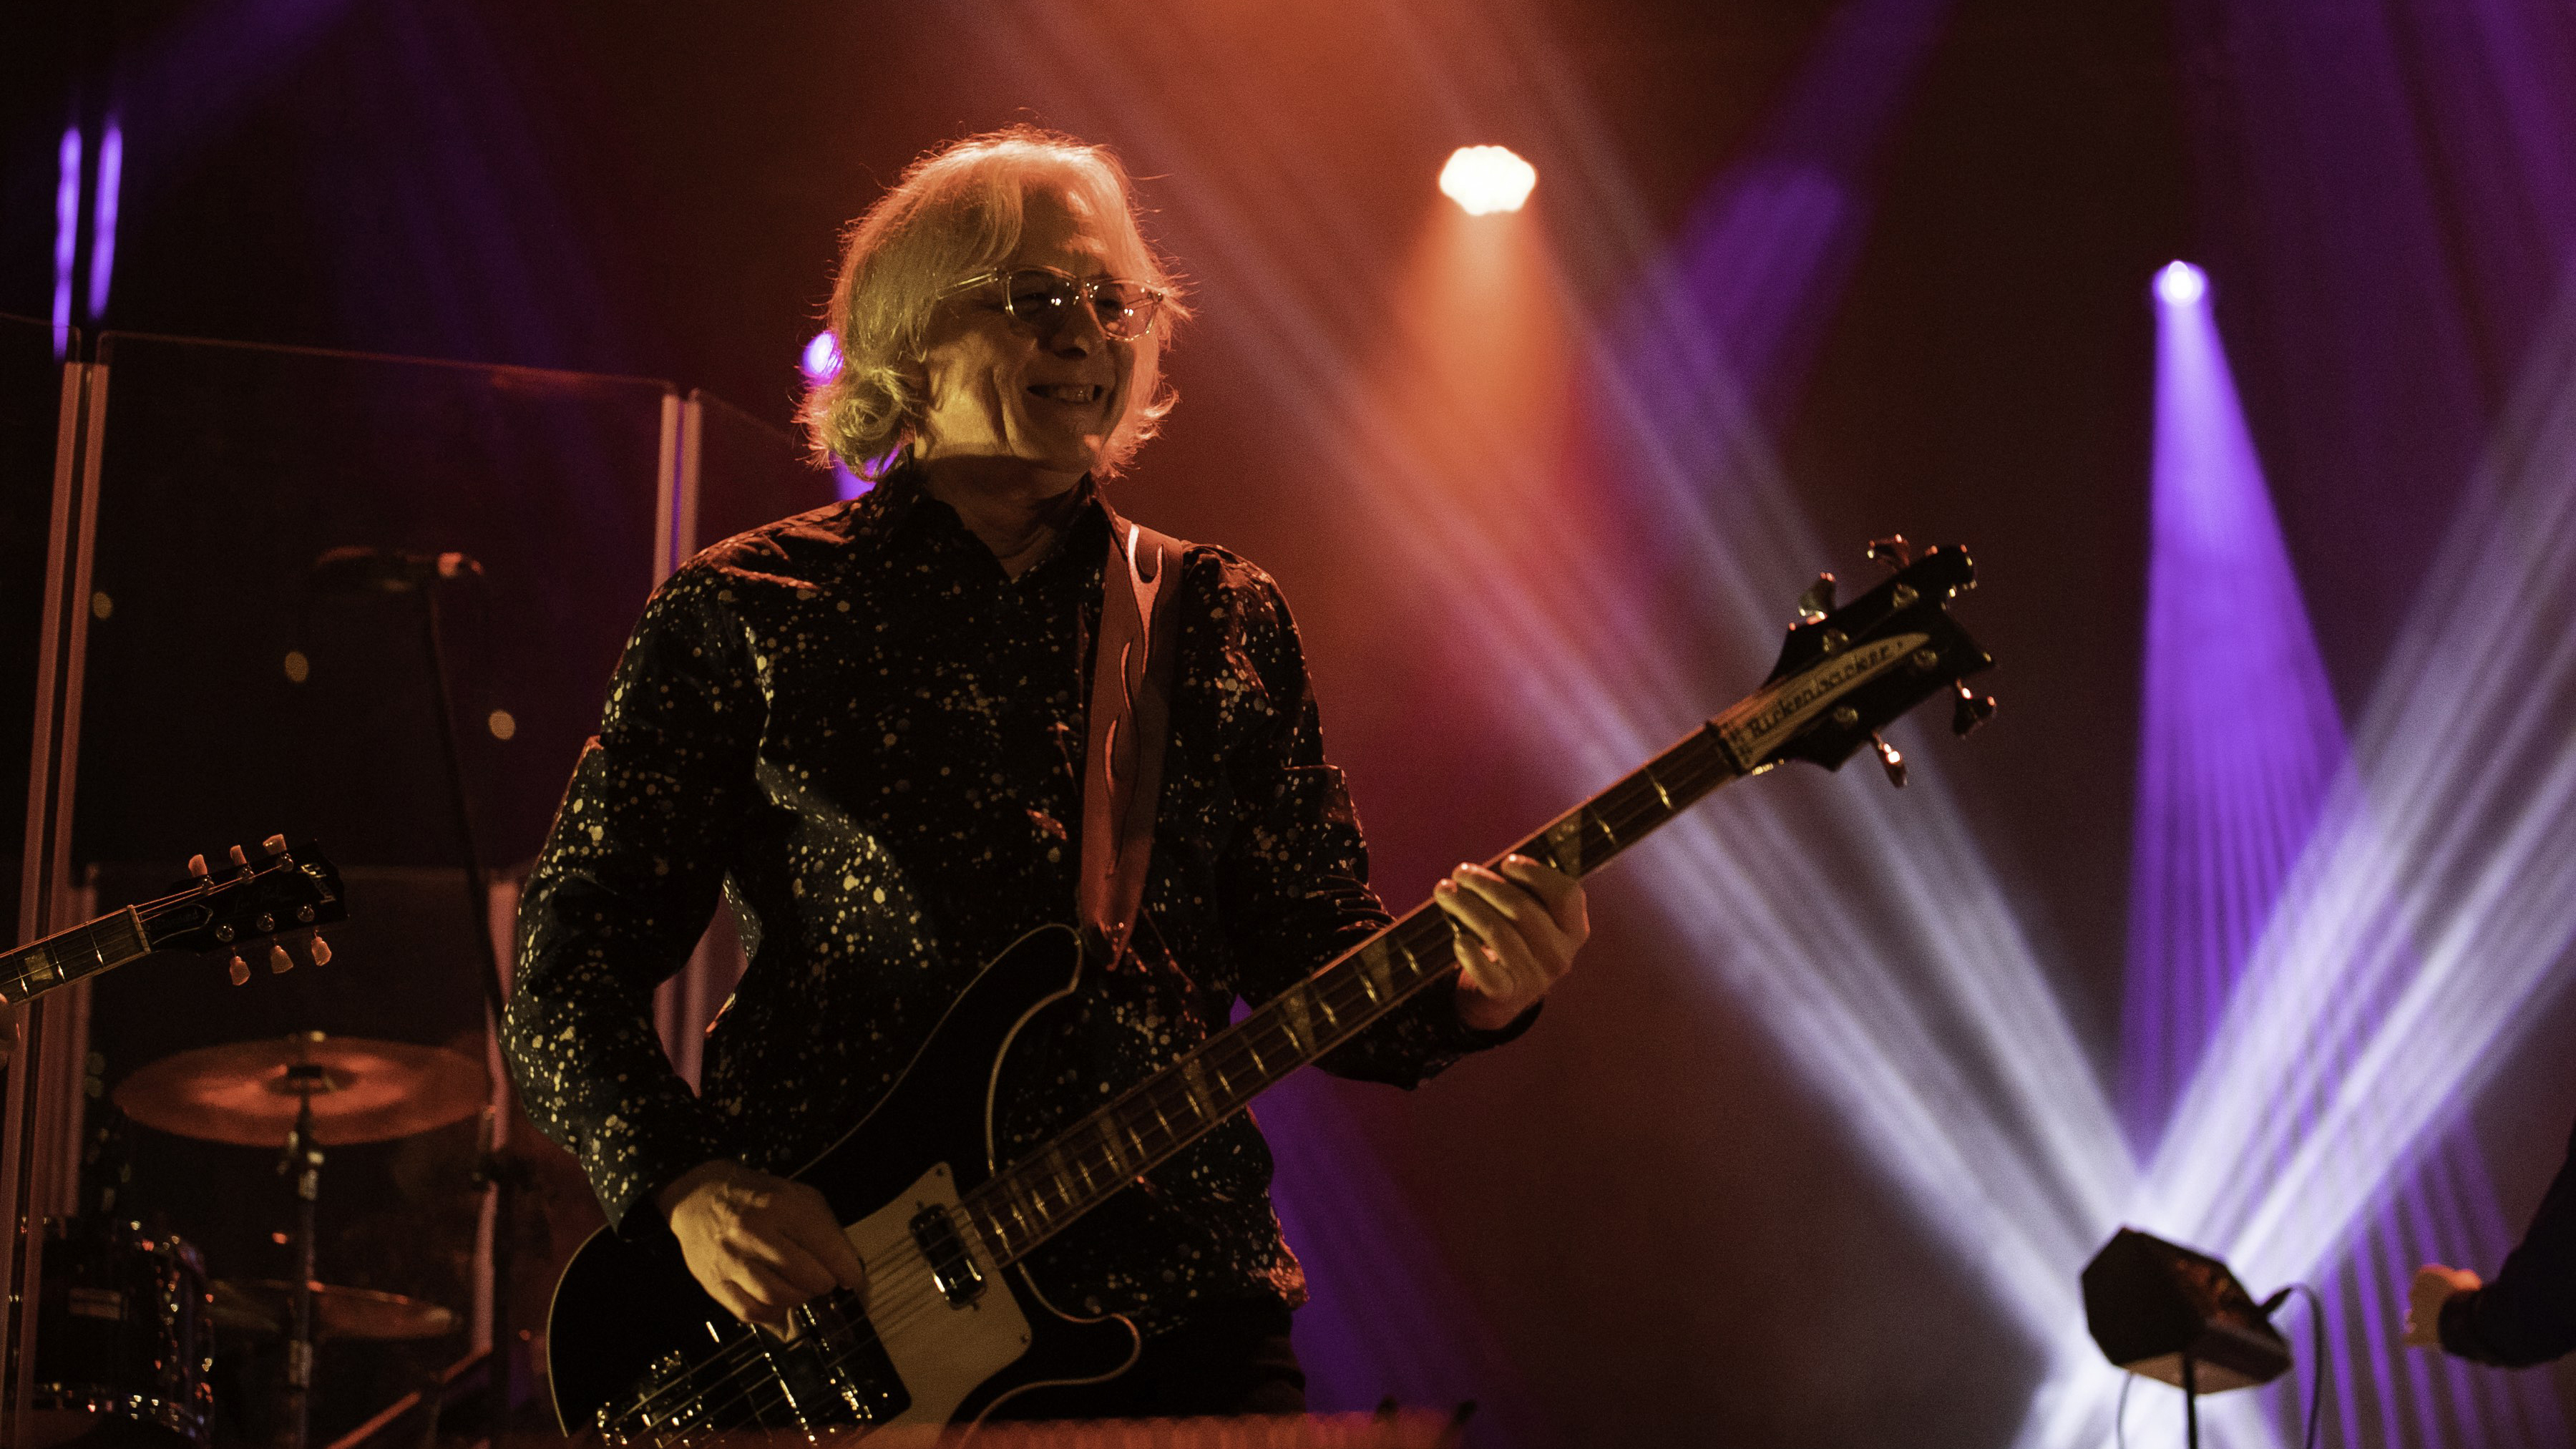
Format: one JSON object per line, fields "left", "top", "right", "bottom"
{"left": 1438, "top": 145, "right": 1535, "bottom": 215}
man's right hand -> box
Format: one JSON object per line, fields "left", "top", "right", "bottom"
{"left": 656, "top": 1159, "right": 867, "bottom": 1334}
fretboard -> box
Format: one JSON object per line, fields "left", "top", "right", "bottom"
{"left": 0, "top": 909, "right": 151, "bottom": 1006}
{"left": 957, "top": 706, "right": 1767, "bottom": 1267}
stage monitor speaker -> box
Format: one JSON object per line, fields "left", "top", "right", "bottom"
{"left": 2082, "top": 1227, "right": 2291, "bottom": 1392}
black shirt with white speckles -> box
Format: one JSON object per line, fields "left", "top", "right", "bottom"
{"left": 503, "top": 464, "right": 1518, "bottom": 1335}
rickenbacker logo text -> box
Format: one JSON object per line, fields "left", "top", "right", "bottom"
{"left": 1717, "top": 633, "right": 1930, "bottom": 768}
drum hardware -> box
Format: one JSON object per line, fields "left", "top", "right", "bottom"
{"left": 277, "top": 1083, "right": 320, "bottom": 1449}
{"left": 109, "top": 1034, "right": 482, "bottom": 1449}
{"left": 25, "top": 1217, "right": 214, "bottom": 1449}
{"left": 205, "top": 1282, "right": 454, "bottom": 1344}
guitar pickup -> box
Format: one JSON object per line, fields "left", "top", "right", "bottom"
{"left": 909, "top": 1204, "right": 987, "bottom": 1307}
{"left": 797, "top": 1293, "right": 910, "bottom": 1425}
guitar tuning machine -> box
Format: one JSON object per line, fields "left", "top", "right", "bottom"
{"left": 1867, "top": 535, "right": 1913, "bottom": 572}
{"left": 227, "top": 955, "right": 250, "bottom": 987}
{"left": 1870, "top": 733, "right": 1908, "bottom": 789}
{"left": 1952, "top": 680, "right": 1998, "bottom": 737}
{"left": 1795, "top": 572, "right": 1835, "bottom": 624}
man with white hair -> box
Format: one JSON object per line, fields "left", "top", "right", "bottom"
{"left": 504, "top": 127, "right": 1586, "bottom": 1420}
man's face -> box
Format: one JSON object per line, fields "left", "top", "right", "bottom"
{"left": 914, "top": 187, "right": 1156, "bottom": 484}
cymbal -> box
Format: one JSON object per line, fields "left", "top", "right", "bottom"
{"left": 211, "top": 1279, "right": 457, "bottom": 1341}
{"left": 112, "top": 1032, "right": 486, "bottom": 1146}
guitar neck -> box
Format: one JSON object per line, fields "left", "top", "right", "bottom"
{"left": 960, "top": 709, "right": 1762, "bottom": 1267}
{"left": 0, "top": 908, "right": 152, "bottom": 1006}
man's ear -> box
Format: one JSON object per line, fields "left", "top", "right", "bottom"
{"left": 901, "top": 340, "right": 939, "bottom": 393}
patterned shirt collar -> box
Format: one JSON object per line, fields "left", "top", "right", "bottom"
{"left": 862, "top": 454, "right": 1111, "bottom": 580}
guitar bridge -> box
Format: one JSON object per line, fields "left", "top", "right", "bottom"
{"left": 909, "top": 1205, "right": 986, "bottom": 1306}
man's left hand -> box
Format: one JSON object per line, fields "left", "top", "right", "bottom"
{"left": 1435, "top": 854, "right": 1589, "bottom": 1032}
{"left": 2405, "top": 1263, "right": 2482, "bottom": 1348}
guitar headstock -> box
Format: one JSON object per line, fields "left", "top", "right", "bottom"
{"left": 1713, "top": 537, "right": 1996, "bottom": 782}
{"left": 150, "top": 836, "right": 346, "bottom": 981}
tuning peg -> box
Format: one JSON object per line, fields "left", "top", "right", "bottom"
{"left": 263, "top": 834, "right": 288, "bottom": 856}
{"left": 1870, "top": 733, "right": 1908, "bottom": 789}
{"left": 308, "top": 935, "right": 333, "bottom": 967}
{"left": 268, "top": 944, "right": 295, "bottom": 974}
{"left": 1795, "top": 572, "right": 1837, "bottom": 624}
{"left": 227, "top": 955, "right": 250, "bottom": 987}
{"left": 186, "top": 853, "right": 210, "bottom": 879}
{"left": 1951, "top": 682, "right": 1998, "bottom": 736}
{"left": 1867, "top": 535, "right": 1913, "bottom": 571}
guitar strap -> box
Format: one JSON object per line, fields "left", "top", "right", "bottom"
{"left": 1079, "top": 500, "right": 1188, "bottom": 966}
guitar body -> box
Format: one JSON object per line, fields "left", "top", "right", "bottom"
{"left": 544, "top": 925, "right": 1141, "bottom": 1439}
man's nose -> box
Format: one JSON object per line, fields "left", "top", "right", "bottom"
{"left": 1048, "top": 299, "right": 1111, "bottom": 355}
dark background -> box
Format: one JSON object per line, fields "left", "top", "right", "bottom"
{"left": 6, "top": 2, "right": 2573, "bottom": 1445}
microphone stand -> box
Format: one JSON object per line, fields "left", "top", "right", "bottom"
{"left": 411, "top": 582, "right": 526, "bottom": 1444}
{"left": 2180, "top": 1351, "right": 2198, "bottom": 1449}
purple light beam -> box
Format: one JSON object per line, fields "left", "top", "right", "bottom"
{"left": 85, "top": 120, "right": 122, "bottom": 322}
{"left": 2119, "top": 260, "right": 2342, "bottom": 1156}
{"left": 53, "top": 125, "right": 81, "bottom": 358}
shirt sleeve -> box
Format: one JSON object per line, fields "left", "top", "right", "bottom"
{"left": 2440, "top": 1113, "right": 2576, "bottom": 1367}
{"left": 1209, "top": 564, "right": 1538, "bottom": 1090}
{"left": 502, "top": 563, "right": 761, "bottom": 1236}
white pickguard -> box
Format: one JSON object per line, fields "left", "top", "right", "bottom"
{"left": 843, "top": 1163, "right": 1032, "bottom": 1426}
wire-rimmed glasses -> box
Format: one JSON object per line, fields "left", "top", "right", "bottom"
{"left": 946, "top": 265, "right": 1166, "bottom": 341}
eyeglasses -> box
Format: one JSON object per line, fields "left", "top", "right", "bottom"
{"left": 947, "top": 265, "right": 1166, "bottom": 341}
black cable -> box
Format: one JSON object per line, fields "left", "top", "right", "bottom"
{"left": 2287, "top": 1282, "right": 2328, "bottom": 1449}
{"left": 2259, "top": 1280, "right": 2330, "bottom": 1449}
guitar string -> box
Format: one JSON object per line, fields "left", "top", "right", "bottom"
{"left": 599, "top": 736, "right": 1745, "bottom": 1440}
{"left": 4, "top": 907, "right": 150, "bottom": 996}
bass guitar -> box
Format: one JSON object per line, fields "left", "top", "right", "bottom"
{"left": 545, "top": 539, "right": 1996, "bottom": 1440}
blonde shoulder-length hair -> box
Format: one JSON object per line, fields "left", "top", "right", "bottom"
{"left": 800, "top": 127, "right": 1190, "bottom": 479}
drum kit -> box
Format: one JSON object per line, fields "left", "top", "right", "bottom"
{"left": 31, "top": 1032, "right": 487, "bottom": 1449}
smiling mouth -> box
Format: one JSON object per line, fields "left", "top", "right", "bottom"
{"left": 1030, "top": 384, "right": 1106, "bottom": 405}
